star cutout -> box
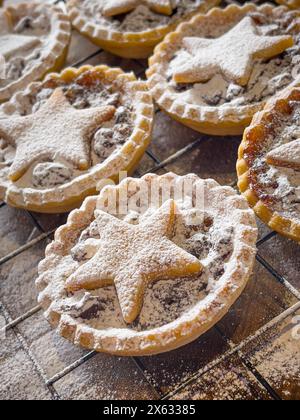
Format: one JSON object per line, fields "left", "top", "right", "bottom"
{"left": 65, "top": 200, "right": 203, "bottom": 324}
{"left": 266, "top": 139, "right": 300, "bottom": 171}
{"left": 173, "top": 16, "right": 294, "bottom": 86}
{"left": 0, "top": 88, "right": 116, "bottom": 181}
{"left": 100, "top": 0, "right": 173, "bottom": 17}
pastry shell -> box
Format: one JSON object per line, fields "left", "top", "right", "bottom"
{"left": 66, "top": 0, "right": 220, "bottom": 59}
{"left": 36, "top": 173, "right": 258, "bottom": 356}
{"left": 237, "top": 84, "right": 300, "bottom": 243}
{"left": 0, "top": 2, "right": 71, "bottom": 103}
{"left": 147, "top": 3, "right": 300, "bottom": 136}
{"left": 0, "top": 65, "right": 154, "bottom": 213}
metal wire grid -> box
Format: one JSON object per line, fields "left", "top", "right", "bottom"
{"left": 0, "top": 0, "right": 299, "bottom": 401}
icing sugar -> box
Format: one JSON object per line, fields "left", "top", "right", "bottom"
{"left": 65, "top": 200, "right": 203, "bottom": 324}
{"left": 32, "top": 162, "right": 74, "bottom": 189}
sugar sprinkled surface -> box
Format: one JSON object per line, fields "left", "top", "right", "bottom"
{"left": 39, "top": 174, "right": 257, "bottom": 350}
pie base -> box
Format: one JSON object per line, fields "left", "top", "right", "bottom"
{"left": 237, "top": 85, "right": 300, "bottom": 243}
{"left": 0, "top": 65, "right": 154, "bottom": 213}
{"left": 67, "top": 0, "right": 220, "bottom": 59}
{"left": 36, "top": 173, "right": 258, "bottom": 356}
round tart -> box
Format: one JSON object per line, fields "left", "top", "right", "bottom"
{"left": 275, "top": 0, "right": 300, "bottom": 9}
{"left": 147, "top": 3, "right": 300, "bottom": 136}
{"left": 0, "top": 65, "right": 153, "bottom": 213}
{"left": 237, "top": 83, "right": 300, "bottom": 243}
{"left": 66, "top": 0, "right": 220, "bottom": 59}
{"left": 36, "top": 173, "right": 258, "bottom": 356}
{"left": 0, "top": 2, "right": 71, "bottom": 103}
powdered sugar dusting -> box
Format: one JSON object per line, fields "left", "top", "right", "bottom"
{"left": 247, "top": 312, "right": 300, "bottom": 399}
{"left": 160, "top": 8, "right": 300, "bottom": 112}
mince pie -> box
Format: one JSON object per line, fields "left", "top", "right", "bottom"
{"left": 147, "top": 3, "right": 300, "bottom": 135}
{"left": 0, "top": 65, "right": 153, "bottom": 213}
{"left": 275, "top": 0, "right": 300, "bottom": 9}
{"left": 36, "top": 173, "right": 257, "bottom": 356}
{"left": 66, "top": 0, "right": 220, "bottom": 59}
{"left": 238, "top": 83, "right": 300, "bottom": 242}
{"left": 0, "top": 1, "right": 71, "bottom": 103}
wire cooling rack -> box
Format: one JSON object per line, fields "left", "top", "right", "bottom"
{"left": 0, "top": 0, "right": 299, "bottom": 400}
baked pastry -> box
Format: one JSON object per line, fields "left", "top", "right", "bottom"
{"left": 66, "top": 0, "right": 220, "bottom": 59}
{"left": 237, "top": 83, "right": 300, "bottom": 243}
{"left": 147, "top": 3, "right": 300, "bottom": 136}
{"left": 0, "top": 65, "right": 153, "bottom": 213}
{"left": 275, "top": 0, "right": 300, "bottom": 9}
{"left": 36, "top": 173, "right": 258, "bottom": 356}
{"left": 0, "top": 2, "right": 71, "bottom": 103}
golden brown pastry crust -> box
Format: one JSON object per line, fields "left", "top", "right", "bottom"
{"left": 66, "top": 0, "right": 220, "bottom": 59}
{"left": 0, "top": 65, "right": 154, "bottom": 213}
{"left": 275, "top": 0, "right": 300, "bottom": 9}
{"left": 237, "top": 84, "right": 300, "bottom": 243}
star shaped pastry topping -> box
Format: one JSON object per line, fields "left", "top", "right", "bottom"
{"left": 0, "top": 88, "right": 116, "bottom": 181}
{"left": 100, "top": 0, "right": 173, "bottom": 17}
{"left": 266, "top": 139, "right": 300, "bottom": 171}
{"left": 173, "top": 16, "right": 293, "bottom": 86}
{"left": 66, "top": 200, "right": 203, "bottom": 324}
